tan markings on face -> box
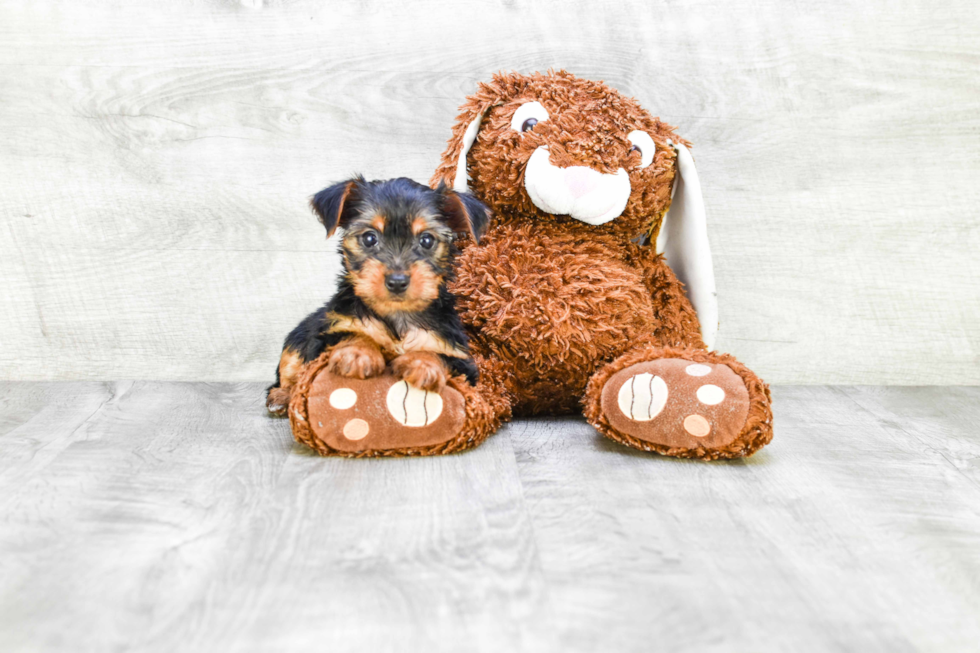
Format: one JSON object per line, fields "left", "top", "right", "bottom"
{"left": 370, "top": 214, "right": 386, "bottom": 232}
{"left": 351, "top": 259, "right": 443, "bottom": 315}
{"left": 405, "top": 260, "right": 442, "bottom": 304}
{"left": 411, "top": 216, "right": 429, "bottom": 235}
{"left": 278, "top": 347, "right": 305, "bottom": 388}
{"left": 432, "top": 241, "right": 450, "bottom": 266}
{"left": 410, "top": 208, "right": 442, "bottom": 231}
{"left": 341, "top": 232, "right": 364, "bottom": 265}
{"left": 351, "top": 258, "right": 390, "bottom": 304}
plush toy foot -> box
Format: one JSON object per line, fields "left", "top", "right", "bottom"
{"left": 287, "top": 353, "right": 507, "bottom": 457}
{"left": 584, "top": 347, "right": 773, "bottom": 460}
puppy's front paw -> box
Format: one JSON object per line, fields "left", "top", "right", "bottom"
{"left": 391, "top": 352, "right": 447, "bottom": 392}
{"left": 266, "top": 386, "right": 291, "bottom": 417}
{"left": 327, "top": 342, "right": 386, "bottom": 379}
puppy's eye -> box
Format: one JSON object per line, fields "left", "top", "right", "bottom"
{"left": 511, "top": 101, "right": 549, "bottom": 134}
{"left": 419, "top": 233, "right": 435, "bottom": 250}
{"left": 360, "top": 232, "right": 378, "bottom": 248}
{"left": 627, "top": 130, "right": 656, "bottom": 169}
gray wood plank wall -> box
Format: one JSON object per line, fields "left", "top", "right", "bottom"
{"left": 1, "top": 1, "right": 978, "bottom": 383}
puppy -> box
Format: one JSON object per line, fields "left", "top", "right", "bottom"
{"left": 266, "top": 176, "right": 490, "bottom": 416}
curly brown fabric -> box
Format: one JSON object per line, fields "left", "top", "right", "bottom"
{"left": 450, "top": 221, "right": 662, "bottom": 415}
{"left": 632, "top": 250, "right": 705, "bottom": 349}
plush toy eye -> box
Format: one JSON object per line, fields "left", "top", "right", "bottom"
{"left": 361, "top": 231, "right": 378, "bottom": 248}
{"left": 511, "top": 101, "right": 549, "bottom": 134}
{"left": 627, "top": 130, "right": 656, "bottom": 169}
{"left": 419, "top": 233, "right": 435, "bottom": 249}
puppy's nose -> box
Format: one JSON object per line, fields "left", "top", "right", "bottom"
{"left": 384, "top": 273, "right": 410, "bottom": 293}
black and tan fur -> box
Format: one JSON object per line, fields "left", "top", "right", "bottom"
{"left": 266, "top": 176, "right": 490, "bottom": 416}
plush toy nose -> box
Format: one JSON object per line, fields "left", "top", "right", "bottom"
{"left": 564, "top": 166, "right": 600, "bottom": 198}
{"left": 385, "top": 273, "right": 410, "bottom": 293}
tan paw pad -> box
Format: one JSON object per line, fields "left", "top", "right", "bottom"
{"left": 683, "top": 414, "right": 711, "bottom": 437}
{"left": 342, "top": 418, "right": 370, "bottom": 440}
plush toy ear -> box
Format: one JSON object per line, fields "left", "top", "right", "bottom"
{"left": 429, "top": 81, "right": 503, "bottom": 191}
{"left": 451, "top": 107, "right": 492, "bottom": 192}
{"left": 440, "top": 185, "right": 491, "bottom": 243}
{"left": 656, "top": 143, "right": 719, "bottom": 349}
{"left": 310, "top": 177, "right": 362, "bottom": 238}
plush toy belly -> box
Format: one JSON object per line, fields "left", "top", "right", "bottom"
{"left": 451, "top": 223, "right": 657, "bottom": 415}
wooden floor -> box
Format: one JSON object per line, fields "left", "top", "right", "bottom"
{"left": 1, "top": 383, "right": 979, "bottom": 652}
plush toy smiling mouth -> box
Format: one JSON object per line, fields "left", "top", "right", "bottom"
{"left": 523, "top": 147, "right": 631, "bottom": 225}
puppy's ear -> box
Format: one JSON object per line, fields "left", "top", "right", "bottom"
{"left": 439, "top": 184, "right": 491, "bottom": 244}
{"left": 310, "top": 177, "right": 362, "bottom": 238}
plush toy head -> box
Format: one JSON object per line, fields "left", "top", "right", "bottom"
{"left": 431, "top": 70, "right": 719, "bottom": 348}
{"left": 432, "top": 71, "right": 681, "bottom": 241}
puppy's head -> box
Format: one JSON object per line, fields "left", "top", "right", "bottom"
{"left": 310, "top": 176, "right": 489, "bottom": 315}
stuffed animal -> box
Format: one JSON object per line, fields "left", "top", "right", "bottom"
{"left": 288, "top": 70, "right": 773, "bottom": 459}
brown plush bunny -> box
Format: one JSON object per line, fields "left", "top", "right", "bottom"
{"left": 288, "top": 70, "right": 772, "bottom": 460}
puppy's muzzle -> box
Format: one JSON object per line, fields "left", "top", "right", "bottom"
{"left": 524, "top": 147, "right": 631, "bottom": 225}
{"left": 384, "top": 272, "right": 410, "bottom": 294}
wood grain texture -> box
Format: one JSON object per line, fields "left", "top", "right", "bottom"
{"left": 509, "top": 388, "right": 980, "bottom": 652}
{"left": 0, "top": 381, "right": 555, "bottom": 652}
{"left": 0, "top": 1, "right": 978, "bottom": 383}
{"left": 2, "top": 383, "right": 980, "bottom": 652}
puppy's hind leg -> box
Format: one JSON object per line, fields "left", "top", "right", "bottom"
{"left": 267, "top": 306, "right": 335, "bottom": 417}
{"left": 266, "top": 347, "right": 306, "bottom": 417}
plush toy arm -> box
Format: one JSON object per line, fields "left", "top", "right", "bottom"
{"left": 655, "top": 142, "right": 718, "bottom": 350}
{"left": 636, "top": 251, "right": 705, "bottom": 350}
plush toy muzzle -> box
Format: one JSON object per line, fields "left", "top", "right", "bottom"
{"left": 523, "top": 147, "right": 631, "bottom": 225}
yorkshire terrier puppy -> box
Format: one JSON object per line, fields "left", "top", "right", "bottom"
{"left": 266, "top": 176, "right": 490, "bottom": 416}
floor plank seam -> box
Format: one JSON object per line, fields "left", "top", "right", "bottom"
{"left": 497, "top": 420, "right": 564, "bottom": 644}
